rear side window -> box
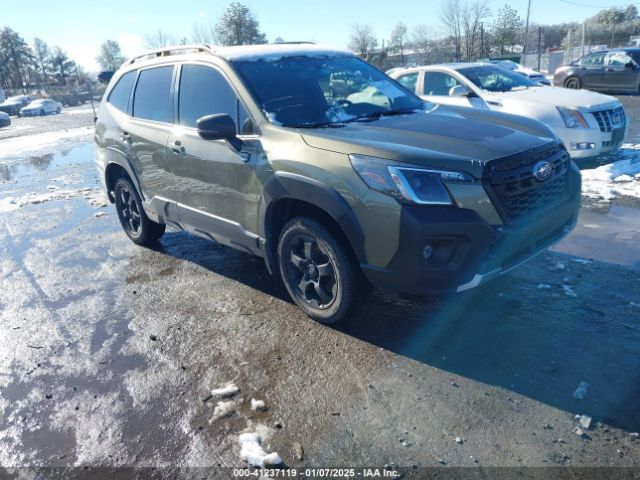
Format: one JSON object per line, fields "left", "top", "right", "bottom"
{"left": 580, "top": 54, "right": 605, "bottom": 67}
{"left": 396, "top": 72, "right": 418, "bottom": 93}
{"left": 178, "top": 64, "right": 247, "bottom": 132}
{"left": 133, "top": 66, "right": 174, "bottom": 123}
{"left": 108, "top": 71, "right": 136, "bottom": 113}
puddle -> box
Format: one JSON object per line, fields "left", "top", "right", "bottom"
{"left": 553, "top": 205, "right": 640, "bottom": 269}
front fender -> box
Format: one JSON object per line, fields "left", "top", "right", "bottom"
{"left": 260, "top": 171, "right": 366, "bottom": 275}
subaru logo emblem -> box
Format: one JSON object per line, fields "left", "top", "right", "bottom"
{"left": 533, "top": 161, "right": 553, "bottom": 181}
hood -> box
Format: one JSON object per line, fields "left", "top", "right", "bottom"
{"left": 300, "top": 106, "right": 554, "bottom": 178}
{"left": 484, "top": 86, "right": 619, "bottom": 111}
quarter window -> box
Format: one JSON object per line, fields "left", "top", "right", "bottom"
{"left": 178, "top": 64, "right": 248, "bottom": 133}
{"left": 396, "top": 72, "right": 418, "bottom": 92}
{"left": 423, "top": 72, "right": 463, "bottom": 96}
{"left": 108, "top": 71, "right": 136, "bottom": 113}
{"left": 132, "top": 66, "right": 174, "bottom": 123}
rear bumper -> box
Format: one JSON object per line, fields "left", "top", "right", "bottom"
{"left": 361, "top": 168, "right": 581, "bottom": 295}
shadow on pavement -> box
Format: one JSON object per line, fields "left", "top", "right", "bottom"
{"left": 152, "top": 231, "right": 640, "bottom": 433}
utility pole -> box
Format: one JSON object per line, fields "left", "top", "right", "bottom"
{"left": 523, "top": 0, "right": 532, "bottom": 59}
{"left": 581, "top": 22, "right": 586, "bottom": 57}
{"left": 537, "top": 26, "right": 542, "bottom": 72}
{"left": 480, "top": 22, "right": 484, "bottom": 59}
{"left": 567, "top": 28, "right": 573, "bottom": 63}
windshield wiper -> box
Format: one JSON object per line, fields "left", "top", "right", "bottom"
{"left": 287, "top": 121, "right": 344, "bottom": 129}
{"left": 346, "top": 108, "right": 419, "bottom": 123}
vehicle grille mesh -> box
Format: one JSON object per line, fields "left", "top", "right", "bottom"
{"left": 592, "top": 106, "right": 625, "bottom": 133}
{"left": 484, "top": 144, "right": 572, "bottom": 223}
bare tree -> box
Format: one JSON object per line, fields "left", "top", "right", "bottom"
{"left": 192, "top": 22, "right": 217, "bottom": 44}
{"left": 96, "top": 40, "right": 126, "bottom": 71}
{"left": 462, "top": 0, "right": 491, "bottom": 60}
{"left": 33, "top": 38, "right": 50, "bottom": 84}
{"left": 390, "top": 22, "right": 408, "bottom": 66}
{"left": 348, "top": 24, "right": 378, "bottom": 61}
{"left": 214, "top": 2, "right": 267, "bottom": 46}
{"left": 144, "top": 29, "right": 176, "bottom": 50}
{"left": 440, "top": 0, "right": 464, "bottom": 61}
{"left": 412, "top": 24, "right": 436, "bottom": 64}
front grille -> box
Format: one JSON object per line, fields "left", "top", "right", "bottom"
{"left": 484, "top": 144, "right": 572, "bottom": 223}
{"left": 592, "top": 106, "right": 625, "bottom": 133}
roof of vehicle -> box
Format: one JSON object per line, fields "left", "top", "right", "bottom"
{"left": 126, "top": 42, "right": 353, "bottom": 67}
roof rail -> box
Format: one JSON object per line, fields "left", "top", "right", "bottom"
{"left": 128, "top": 44, "right": 217, "bottom": 65}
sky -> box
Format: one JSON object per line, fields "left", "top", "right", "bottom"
{"left": 6, "top": 0, "right": 630, "bottom": 71}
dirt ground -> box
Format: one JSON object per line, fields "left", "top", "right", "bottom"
{"left": 0, "top": 96, "right": 639, "bottom": 479}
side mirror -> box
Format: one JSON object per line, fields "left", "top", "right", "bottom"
{"left": 625, "top": 61, "right": 637, "bottom": 69}
{"left": 449, "top": 85, "right": 469, "bottom": 97}
{"left": 197, "top": 114, "right": 242, "bottom": 150}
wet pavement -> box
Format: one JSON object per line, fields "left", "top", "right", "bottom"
{"left": 0, "top": 98, "right": 640, "bottom": 476}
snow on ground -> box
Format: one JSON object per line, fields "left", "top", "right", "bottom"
{"left": 0, "top": 127, "right": 93, "bottom": 159}
{"left": 238, "top": 432, "right": 282, "bottom": 467}
{"left": 209, "top": 400, "right": 237, "bottom": 424}
{"left": 581, "top": 144, "right": 640, "bottom": 200}
{"left": 0, "top": 185, "right": 108, "bottom": 214}
{"left": 250, "top": 398, "right": 266, "bottom": 412}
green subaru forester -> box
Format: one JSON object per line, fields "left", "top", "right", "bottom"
{"left": 95, "top": 43, "right": 581, "bottom": 324}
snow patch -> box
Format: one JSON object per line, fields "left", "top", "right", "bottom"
{"left": 238, "top": 432, "right": 282, "bottom": 467}
{"left": 211, "top": 383, "right": 239, "bottom": 398}
{"left": 218, "top": 43, "right": 351, "bottom": 62}
{"left": 581, "top": 151, "right": 640, "bottom": 201}
{"left": 0, "top": 187, "right": 108, "bottom": 213}
{"left": 209, "top": 400, "right": 237, "bottom": 423}
{"left": 250, "top": 398, "right": 267, "bottom": 412}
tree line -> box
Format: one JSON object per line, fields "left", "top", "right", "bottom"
{"left": 349, "top": 1, "right": 640, "bottom": 69}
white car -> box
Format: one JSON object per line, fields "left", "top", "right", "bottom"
{"left": 390, "top": 63, "right": 628, "bottom": 159}
{"left": 489, "top": 60, "right": 550, "bottom": 85}
{"left": 19, "top": 98, "right": 62, "bottom": 117}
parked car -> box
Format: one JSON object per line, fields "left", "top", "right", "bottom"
{"left": 20, "top": 98, "right": 63, "bottom": 116}
{"left": 390, "top": 63, "right": 627, "bottom": 159}
{"left": 0, "top": 111, "right": 10, "bottom": 128}
{"left": 0, "top": 95, "right": 32, "bottom": 116}
{"left": 489, "top": 60, "right": 550, "bottom": 85}
{"left": 96, "top": 43, "right": 580, "bottom": 324}
{"left": 553, "top": 48, "right": 640, "bottom": 92}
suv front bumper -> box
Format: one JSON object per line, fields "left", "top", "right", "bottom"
{"left": 360, "top": 174, "right": 580, "bottom": 295}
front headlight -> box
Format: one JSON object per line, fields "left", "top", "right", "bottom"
{"left": 349, "top": 154, "right": 475, "bottom": 205}
{"left": 557, "top": 107, "right": 589, "bottom": 129}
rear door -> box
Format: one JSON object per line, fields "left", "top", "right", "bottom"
{"left": 576, "top": 53, "right": 606, "bottom": 89}
{"left": 126, "top": 65, "right": 176, "bottom": 202}
{"left": 604, "top": 51, "right": 639, "bottom": 91}
{"left": 167, "top": 63, "right": 265, "bottom": 240}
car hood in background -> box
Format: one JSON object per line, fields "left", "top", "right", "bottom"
{"left": 483, "top": 86, "right": 619, "bottom": 111}
{"left": 300, "top": 106, "right": 553, "bottom": 177}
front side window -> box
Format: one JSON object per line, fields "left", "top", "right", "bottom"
{"left": 423, "top": 72, "right": 463, "bottom": 96}
{"left": 396, "top": 72, "right": 418, "bottom": 93}
{"left": 457, "top": 65, "right": 535, "bottom": 92}
{"left": 606, "top": 52, "right": 634, "bottom": 67}
{"left": 178, "top": 64, "right": 248, "bottom": 133}
{"left": 232, "top": 56, "right": 423, "bottom": 128}
{"left": 108, "top": 71, "right": 136, "bottom": 113}
{"left": 132, "top": 66, "right": 174, "bottom": 123}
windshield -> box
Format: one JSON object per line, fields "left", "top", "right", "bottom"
{"left": 232, "top": 56, "right": 424, "bottom": 127}
{"left": 458, "top": 65, "right": 536, "bottom": 92}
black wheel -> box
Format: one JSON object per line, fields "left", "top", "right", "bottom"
{"left": 114, "top": 177, "right": 165, "bottom": 246}
{"left": 39, "top": 109, "right": 45, "bottom": 116}
{"left": 278, "top": 217, "right": 361, "bottom": 324}
{"left": 564, "top": 77, "right": 581, "bottom": 89}
{"left": 56, "top": 107, "right": 61, "bottom": 114}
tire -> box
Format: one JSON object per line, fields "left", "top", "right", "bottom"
{"left": 56, "top": 107, "right": 61, "bottom": 114}
{"left": 564, "top": 77, "right": 581, "bottom": 89}
{"left": 277, "top": 217, "right": 361, "bottom": 324}
{"left": 39, "top": 109, "right": 45, "bottom": 116}
{"left": 113, "top": 177, "right": 165, "bottom": 246}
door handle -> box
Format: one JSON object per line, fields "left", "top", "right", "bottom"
{"left": 171, "top": 140, "right": 186, "bottom": 154}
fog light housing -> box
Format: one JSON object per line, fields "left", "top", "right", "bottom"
{"left": 570, "top": 142, "right": 595, "bottom": 150}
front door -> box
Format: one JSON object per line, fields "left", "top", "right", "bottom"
{"left": 420, "top": 71, "right": 485, "bottom": 109}
{"left": 167, "top": 63, "right": 265, "bottom": 248}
